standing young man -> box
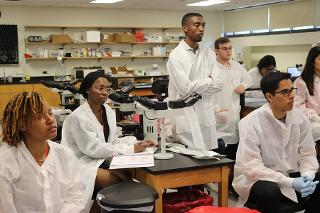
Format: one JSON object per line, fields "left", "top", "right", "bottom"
{"left": 166, "top": 13, "right": 222, "bottom": 150}
{"left": 214, "top": 37, "right": 248, "bottom": 159}
{"left": 233, "top": 72, "right": 320, "bottom": 213}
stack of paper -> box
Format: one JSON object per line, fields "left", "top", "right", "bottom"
{"left": 109, "top": 148, "right": 155, "bottom": 169}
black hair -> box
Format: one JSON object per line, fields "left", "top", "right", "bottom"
{"left": 260, "top": 71, "right": 291, "bottom": 97}
{"left": 257, "top": 55, "right": 276, "bottom": 71}
{"left": 214, "top": 37, "right": 230, "bottom": 49}
{"left": 301, "top": 46, "right": 320, "bottom": 96}
{"left": 79, "top": 71, "right": 108, "bottom": 99}
{"left": 181, "top": 13, "right": 203, "bottom": 27}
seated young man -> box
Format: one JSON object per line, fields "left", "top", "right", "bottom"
{"left": 233, "top": 72, "right": 320, "bottom": 213}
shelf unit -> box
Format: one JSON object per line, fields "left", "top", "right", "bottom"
{"left": 24, "top": 25, "right": 182, "bottom": 62}
{"left": 25, "top": 56, "right": 169, "bottom": 61}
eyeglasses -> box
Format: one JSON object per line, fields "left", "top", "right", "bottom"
{"left": 94, "top": 87, "right": 113, "bottom": 94}
{"left": 273, "top": 87, "right": 297, "bottom": 97}
{"left": 218, "top": 47, "right": 232, "bottom": 51}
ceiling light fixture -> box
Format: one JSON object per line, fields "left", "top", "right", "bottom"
{"left": 90, "top": 0, "right": 123, "bottom": 3}
{"left": 187, "top": 0, "right": 229, "bottom": 7}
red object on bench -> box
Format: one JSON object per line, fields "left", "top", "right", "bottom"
{"left": 187, "top": 206, "right": 261, "bottom": 213}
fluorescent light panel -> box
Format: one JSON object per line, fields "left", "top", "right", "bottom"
{"left": 234, "top": 30, "right": 250, "bottom": 35}
{"left": 271, "top": 28, "right": 291, "bottom": 32}
{"left": 90, "top": 0, "right": 123, "bottom": 3}
{"left": 252, "top": 29, "right": 270, "bottom": 33}
{"left": 292, "top": 26, "right": 314, "bottom": 31}
{"left": 187, "top": 0, "right": 229, "bottom": 7}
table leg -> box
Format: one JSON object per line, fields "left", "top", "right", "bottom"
{"left": 155, "top": 188, "right": 163, "bottom": 213}
{"left": 218, "top": 166, "right": 229, "bottom": 207}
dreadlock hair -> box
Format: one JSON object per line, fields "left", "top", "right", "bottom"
{"left": 1, "top": 92, "right": 45, "bottom": 147}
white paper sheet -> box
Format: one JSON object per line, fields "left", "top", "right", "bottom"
{"left": 109, "top": 147, "right": 155, "bottom": 169}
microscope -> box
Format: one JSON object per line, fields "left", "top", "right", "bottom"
{"left": 41, "top": 79, "right": 84, "bottom": 111}
{"left": 41, "top": 80, "right": 84, "bottom": 141}
{"left": 109, "top": 83, "right": 202, "bottom": 159}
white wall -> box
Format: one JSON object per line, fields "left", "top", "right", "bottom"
{"left": 0, "top": 5, "right": 222, "bottom": 77}
{"left": 230, "top": 31, "right": 319, "bottom": 71}
{"left": 250, "top": 45, "right": 311, "bottom": 72}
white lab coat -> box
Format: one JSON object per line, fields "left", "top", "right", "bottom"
{"left": 245, "top": 67, "right": 264, "bottom": 98}
{"left": 233, "top": 103, "right": 319, "bottom": 206}
{"left": 213, "top": 60, "right": 248, "bottom": 145}
{"left": 167, "top": 40, "right": 222, "bottom": 150}
{"left": 294, "top": 77, "right": 320, "bottom": 142}
{"left": 61, "top": 101, "right": 136, "bottom": 209}
{"left": 0, "top": 141, "right": 83, "bottom": 213}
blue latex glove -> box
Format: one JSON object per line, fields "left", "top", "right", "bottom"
{"left": 292, "top": 177, "right": 310, "bottom": 193}
{"left": 301, "top": 180, "right": 319, "bottom": 197}
{"left": 303, "top": 175, "right": 314, "bottom": 181}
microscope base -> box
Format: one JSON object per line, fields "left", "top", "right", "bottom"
{"left": 154, "top": 152, "right": 174, "bottom": 160}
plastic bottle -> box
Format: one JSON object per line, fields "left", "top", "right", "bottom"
{"left": 54, "top": 61, "right": 66, "bottom": 81}
{"left": 25, "top": 72, "right": 31, "bottom": 81}
{"left": 8, "top": 74, "right": 13, "bottom": 83}
{"left": 3, "top": 70, "right": 7, "bottom": 83}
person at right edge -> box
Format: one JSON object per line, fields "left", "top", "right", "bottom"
{"left": 166, "top": 13, "right": 222, "bottom": 152}
{"left": 233, "top": 71, "right": 320, "bottom": 213}
{"left": 294, "top": 46, "right": 320, "bottom": 144}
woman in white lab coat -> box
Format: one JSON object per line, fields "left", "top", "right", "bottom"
{"left": 61, "top": 71, "right": 155, "bottom": 210}
{"left": 0, "top": 92, "right": 83, "bottom": 213}
{"left": 246, "top": 55, "right": 276, "bottom": 97}
{"left": 294, "top": 46, "right": 320, "bottom": 142}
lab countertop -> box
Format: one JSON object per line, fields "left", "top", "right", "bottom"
{"left": 0, "top": 76, "right": 55, "bottom": 85}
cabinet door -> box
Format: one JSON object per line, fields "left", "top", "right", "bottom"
{"left": 0, "top": 84, "right": 33, "bottom": 93}
{"left": 33, "top": 84, "right": 61, "bottom": 107}
{"left": 0, "top": 84, "right": 34, "bottom": 120}
{"left": 0, "top": 93, "right": 19, "bottom": 120}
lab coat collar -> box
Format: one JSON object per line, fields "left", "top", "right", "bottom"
{"left": 18, "top": 141, "right": 54, "bottom": 174}
{"left": 180, "top": 40, "right": 201, "bottom": 54}
{"left": 263, "top": 103, "right": 303, "bottom": 126}
{"left": 216, "top": 59, "right": 231, "bottom": 69}
{"left": 83, "top": 101, "right": 102, "bottom": 127}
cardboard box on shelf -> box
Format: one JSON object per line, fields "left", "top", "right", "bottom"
{"left": 101, "top": 33, "right": 115, "bottom": 43}
{"left": 110, "top": 66, "right": 134, "bottom": 75}
{"left": 115, "top": 32, "right": 135, "bottom": 43}
{"left": 83, "top": 31, "right": 101, "bottom": 42}
{"left": 50, "top": 34, "right": 73, "bottom": 44}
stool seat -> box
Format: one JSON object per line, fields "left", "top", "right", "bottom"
{"left": 244, "top": 199, "right": 304, "bottom": 213}
{"left": 97, "top": 181, "right": 158, "bottom": 209}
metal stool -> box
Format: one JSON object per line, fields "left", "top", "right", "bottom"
{"left": 97, "top": 181, "right": 158, "bottom": 213}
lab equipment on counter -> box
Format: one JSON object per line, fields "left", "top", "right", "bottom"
{"left": 108, "top": 85, "right": 202, "bottom": 160}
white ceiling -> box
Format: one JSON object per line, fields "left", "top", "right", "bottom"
{"left": 0, "top": 0, "right": 294, "bottom": 11}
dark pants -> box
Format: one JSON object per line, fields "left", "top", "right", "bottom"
{"left": 212, "top": 138, "right": 226, "bottom": 155}
{"left": 246, "top": 172, "right": 320, "bottom": 213}
{"left": 225, "top": 143, "right": 238, "bottom": 160}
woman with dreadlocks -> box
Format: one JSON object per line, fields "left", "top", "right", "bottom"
{"left": 0, "top": 92, "right": 83, "bottom": 213}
